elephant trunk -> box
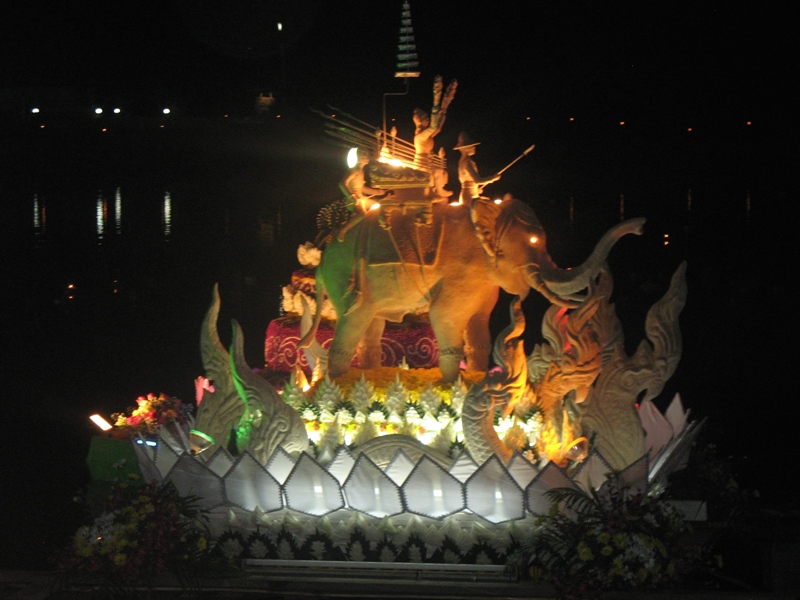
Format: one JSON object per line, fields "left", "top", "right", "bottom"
{"left": 535, "top": 217, "right": 645, "bottom": 297}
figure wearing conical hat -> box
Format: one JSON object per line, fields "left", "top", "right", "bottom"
{"left": 455, "top": 131, "right": 501, "bottom": 205}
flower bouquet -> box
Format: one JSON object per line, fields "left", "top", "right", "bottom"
{"left": 506, "top": 475, "right": 700, "bottom": 600}
{"left": 111, "top": 393, "right": 192, "bottom": 438}
{"left": 58, "top": 478, "right": 219, "bottom": 594}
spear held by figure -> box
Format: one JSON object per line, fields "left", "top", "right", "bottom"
{"left": 497, "top": 144, "right": 536, "bottom": 176}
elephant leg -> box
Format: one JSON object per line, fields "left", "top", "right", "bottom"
{"left": 464, "top": 288, "right": 499, "bottom": 372}
{"left": 429, "top": 304, "right": 471, "bottom": 383}
{"left": 356, "top": 317, "right": 385, "bottom": 369}
{"left": 329, "top": 310, "right": 375, "bottom": 377}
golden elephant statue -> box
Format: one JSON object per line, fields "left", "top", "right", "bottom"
{"left": 301, "top": 198, "right": 644, "bottom": 382}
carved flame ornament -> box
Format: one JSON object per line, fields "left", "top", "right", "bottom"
{"left": 185, "top": 258, "right": 691, "bottom": 486}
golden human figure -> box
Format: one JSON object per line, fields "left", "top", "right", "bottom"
{"left": 413, "top": 75, "right": 457, "bottom": 198}
{"left": 454, "top": 131, "right": 500, "bottom": 204}
{"left": 337, "top": 149, "right": 391, "bottom": 240}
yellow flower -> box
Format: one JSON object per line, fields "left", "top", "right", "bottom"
{"left": 576, "top": 541, "right": 593, "bottom": 561}
{"left": 197, "top": 537, "right": 208, "bottom": 551}
{"left": 609, "top": 559, "right": 625, "bottom": 577}
{"left": 113, "top": 553, "right": 127, "bottom": 566}
{"left": 601, "top": 545, "right": 613, "bottom": 556}
{"left": 613, "top": 533, "right": 627, "bottom": 549}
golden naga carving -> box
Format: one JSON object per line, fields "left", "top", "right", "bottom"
{"left": 461, "top": 295, "right": 529, "bottom": 465}
{"left": 580, "top": 262, "right": 688, "bottom": 471}
{"left": 196, "top": 284, "right": 309, "bottom": 462}
{"left": 462, "top": 260, "right": 686, "bottom": 470}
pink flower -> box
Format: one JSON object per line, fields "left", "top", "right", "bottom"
{"left": 194, "top": 377, "right": 215, "bottom": 406}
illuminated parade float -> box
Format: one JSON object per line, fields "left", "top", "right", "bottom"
{"left": 95, "top": 4, "right": 700, "bottom": 568}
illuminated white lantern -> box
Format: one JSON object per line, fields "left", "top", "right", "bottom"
{"left": 464, "top": 455, "right": 524, "bottom": 523}
{"left": 384, "top": 450, "right": 416, "bottom": 485}
{"left": 343, "top": 455, "right": 403, "bottom": 518}
{"left": 401, "top": 456, "right": 464, "bottom": 519}
{"left": 326, "top": 447, "right": 357, "bottom": 484}
{"left": 224, "top": 452, "right": 283, "bottom": 512}
{"left": 165, "top": 454, "right": 226, "bottom": 511}
{"left": 506, "top": 453, "right": 540, "bottom": 489}
{"left": 283, "top": 453, "right": 344, "bottom": 515}
{"left": 525, "top": 462, "right": 578, "bottom": 516}
{"left": 204, "top": 447, "right": 236, "bottom": 477}
{"left": 265, "top": 447, "right": 297, "bottom": 484}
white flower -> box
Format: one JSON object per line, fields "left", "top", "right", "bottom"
{"left": 277, "top": 539, "right": 295, "bottom": 560}
{"left": 379, "top": 546, "right": 396, "bottom": 562}
{"left": 220, "top": 537, "right": 244, "bottom": 559}
{"left": 310, "top": 540, "right": 327, "bottom": 560}
{"left": 348, "top": 541, "right": 366, "bottom": 562}
{"left": 249, "top": 539, "right": 269, "bottom": 558}
{"left": 297, "top": 242, "right": 321, "bottom": 267}
{"left": 80, "top": 512, "right": 120, "bottom": 546}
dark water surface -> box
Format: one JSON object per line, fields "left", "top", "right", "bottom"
{"left": 2, "top": 111, "right": 793, "bottom": 569}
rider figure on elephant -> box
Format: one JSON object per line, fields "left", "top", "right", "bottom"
{"left": 455, "top": 131, "right": 501, "bottom": 205}
{"left": 337, "top": 149, "right": 393, "bottom": 241}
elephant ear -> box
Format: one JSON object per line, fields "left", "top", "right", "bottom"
{"left": 469, "top": 198, "right": 503, "bottom": 257}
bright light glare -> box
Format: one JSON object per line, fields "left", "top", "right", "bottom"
{"left": 529, "top": 236, "right": 539, "bottom": 244}
{"left": 493, "top": 198, "right": 502, "bottom": 204}
{"left": 113, "top": 108, "right": 121, "bottom": 114}
{"left": 346, "top": 147, "right": 359, "bottom": 169}
{"left": 90, "top": 414, "right": 112, "bottom": 431}
{"left": 162, "top": 108, "right": 171, "bottom": 115}
{"left": 31, "top": 107, "right": 40, "bottom": 114}
{"left": 94, "top": 108, "right": 103, "bottom": 115}
{"left": 277, "top": 22, "right": 283, "bottom": 31}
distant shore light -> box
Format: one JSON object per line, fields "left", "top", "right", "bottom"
{"left": 162, "top": 108, "right": 171, "bottom": 115}
{"left": 94, "top": 107, "right": 103, "bottom": 115}
{"left": 277, "top": 22, "right": 283, "bottom": 31}
{"left": 31, "top": 107, "right": 40, "bottom": 114}
{"left": 113, "top": 108, "right": 121, "bottom": 114}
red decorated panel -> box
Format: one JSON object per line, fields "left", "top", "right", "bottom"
{"left": 264, "top": 316, "right": 438, "bottom": 374}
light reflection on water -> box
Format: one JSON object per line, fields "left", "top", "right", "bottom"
{"left": 18, "top": 175, "right": 294, "bottom": 407}
{"left": 33, "top": 193, "right": 45, "bottom": 238}
{"left": 114, "top": 186, "right": 122, "bottom": 234}
{"left": 43, "top": 187, "right": 175, "bottom": 243}
{"left": 95, "top": 191, "right": 107, "bottom": 241}
{"left": 162, "top": 190, "right": 172, "bottom": 239}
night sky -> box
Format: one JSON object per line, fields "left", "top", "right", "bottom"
{"left": 3, "top": 2, "right": 793, "bottom": 124}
